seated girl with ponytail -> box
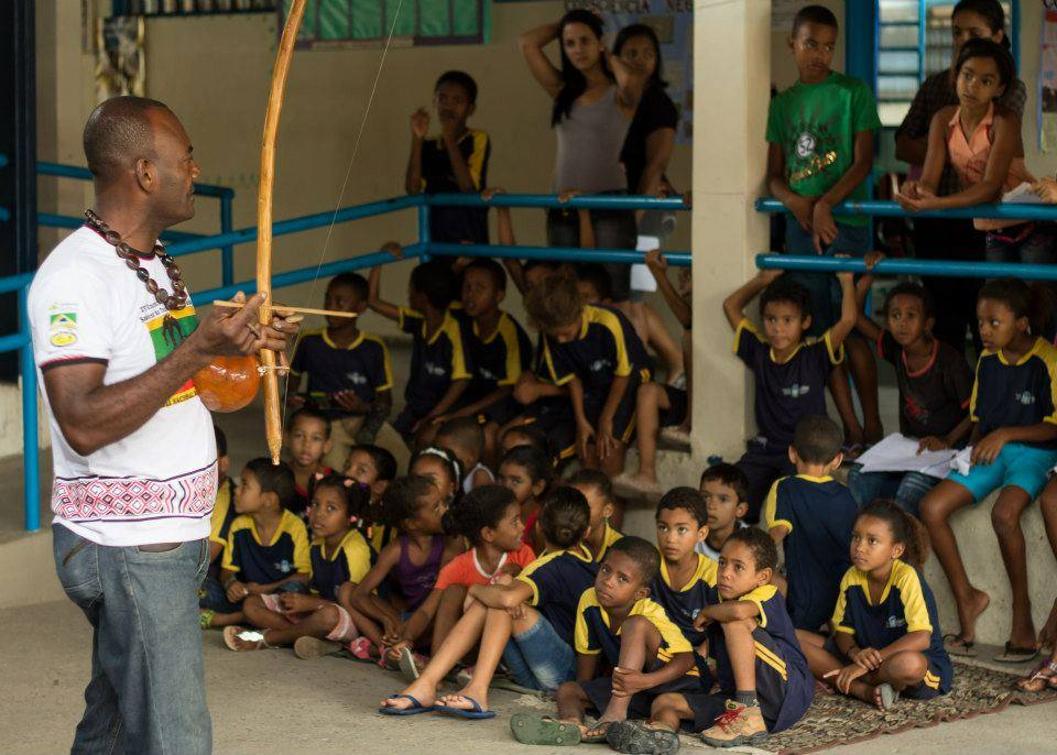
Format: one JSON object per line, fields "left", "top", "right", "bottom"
{"left": 222, "top": 473, "right": 377, "bottom": 655}
{"left": 799, "top": 500, "right": 953, "bottom": 710}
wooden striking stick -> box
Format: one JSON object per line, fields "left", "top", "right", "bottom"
{"left": 211, "top": 300, "right": 358, "bottom": 319}
{"left": 258, "top": 0, "right": 308, "bottom": 464}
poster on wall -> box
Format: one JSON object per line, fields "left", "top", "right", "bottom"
{"left": 1041, "top": 9, "right": 1057, "bottom": 152}
{"left": 564, "top": 1, "right": 693, "bottom": 144}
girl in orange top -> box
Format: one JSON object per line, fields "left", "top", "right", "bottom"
{"left": 898, "top": 38, "right": 1056, "bottom": 265}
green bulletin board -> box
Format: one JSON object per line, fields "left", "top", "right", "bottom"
{"left": 283, "top": 0, "right": 488, "bottom": 48}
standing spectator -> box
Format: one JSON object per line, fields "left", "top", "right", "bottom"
{"left": 519, "top": 10, "right": 646, "bottom": 304}
{"left": 894, "top": 0, "right": 1025, "bottom": 355}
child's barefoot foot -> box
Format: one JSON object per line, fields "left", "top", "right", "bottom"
{"left": 222, "top": 625, "right": 271, "bottom": 651}
{"left": 873, "top": 683, "right": 900, "bottom": 710}
{"left": 580, "top": 720, "right": 619, "bottom": 744}
{"left": 436, "top": 688, "right": 492, "bottom": 715}
{"left": 951, "top": 588, "right": 991, "bottom": 652}
{"left": 612, "top": 472, "right": 661, "bottom": 498}
{"left": 379, "top": 678, "right": 437, "bottom": 712}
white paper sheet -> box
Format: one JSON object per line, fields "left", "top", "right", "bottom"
{"left": 856, "top": 433, "right": 957, "bottom": 476}
{"left": 1002, "top": 182, "right": 1047, "bottom": 205}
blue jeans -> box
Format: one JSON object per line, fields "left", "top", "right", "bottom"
{"left": 501, "top": 613, "right": 577, "bottom": 692}
{"left": 53, "top": 524, "right": 212, "bottom": 755}
{"left": 985, "top": 223, "right": 1057, "bottom": 265}
{"left": 845, "top": 464, "right": 940, "bottom": 518}
{"left": 784, "top": 220, "right": 870, "bottom": 336}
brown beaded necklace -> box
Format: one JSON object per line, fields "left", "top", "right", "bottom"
{"left": 84, "top": 209, "right": 189, "bottom": 311}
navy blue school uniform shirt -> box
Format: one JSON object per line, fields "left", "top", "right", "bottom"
{"left": 222, "top": 509, "right": 311, "bottom": 585}
{"left": 832, "top": 560, "right": 953, "bottom": 694}
{"left": 764, "top": 474, "right": 857, "bottom": 631}
{"left": 516, "top": 544, "right": 598, "bottom": 646}
{"left": 290, "top": 328, "right": 393, "bottom": 418}
{"left": 541, "top": 304, "right": 652, "bottom": 398}
{"left": 875, "top": 331, "right": 973, "bottom": 440}
{"left": 649, "top": 554, "right": 718, "bottom": 647}
{"left": 734, "top": 319, "right": 843, "bottom": 450}
{"left": 398, "top": 307, "right": 471, "bottom": 419}
{"left": 309, "top": 529, "right": 373, "bottom": 601}
{"left": 970, "top": 337, "right": 1057, "bottom": 448}
{"left": 453, "top": 309, "right": 532, "bottom": 404}
{"left": 574, "top": 589, "right": 696, "bottom": 674}
{"left": 709, "top": 584, "right": 812, "bottom": 733}
{"left": 420, "top": 129, "right": 491, "bottom": 244}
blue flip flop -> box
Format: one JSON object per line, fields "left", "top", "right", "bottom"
{"left": 377, "top": 694, "right": 435, "bottom": 716}
{"left": 434, "top": 696, "right": 496, "bottom": 720}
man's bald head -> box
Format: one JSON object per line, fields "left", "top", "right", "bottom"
{"left": 83, "top": 96, "right": 172, "bottom": 183}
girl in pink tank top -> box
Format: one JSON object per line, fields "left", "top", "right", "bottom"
{"left": 898, "top": 39, "right": 1057, "bottom": 265}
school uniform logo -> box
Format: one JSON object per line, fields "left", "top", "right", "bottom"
{"left": 48, "top": 311, "right": 78, "bottom": 347}
{"left": 345, "top": 371, "right": 368, "bottom": 385}
{"left": 479, "top": 367, "right": 497, "bottom": 381}
{"left": 782, "top": 383, "right": 811, "bottom": 399}
{"left": 1014, "top": 391, "right": 1036, "bottom": 406}
{"left": 274, "top": 559, "right": 294, "bottom": 574}
{"left": 425, "top": 361, "right": 447, "bottom": 377}
{"left": 885, "top": 615, "right": 907, "bottom": 630}
{"left": 590, "top": 359, "right": 613, "bottom": 373}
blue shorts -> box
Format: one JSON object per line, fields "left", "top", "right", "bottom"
{"left": 501, "top": 614, "right": 577, "bottom": 692}
{"left": 947, "top": 442, "right": 1057, "bottom": 502}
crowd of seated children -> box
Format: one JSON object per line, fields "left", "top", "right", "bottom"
{"left": 288, "top": 272, "right": 396, "bottom": 471}
{"left": 379, "top": 486, "right": 596, "bottom": 716}
{"left": 222, "top": 473, "right": 374, "bottom": 656}
{"left": 765, "top": 416, "right": 859, "bottom": 635}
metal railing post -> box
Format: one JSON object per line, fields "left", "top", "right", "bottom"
{"left": 19, "top": 286, "right": 39, "bottom": 532}
{"left": 418, "top": 198, "right": 431, "bottom": 262}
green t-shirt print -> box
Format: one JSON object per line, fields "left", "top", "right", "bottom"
{"left": 766, "top": 72, "right": 881, "bottom": 226}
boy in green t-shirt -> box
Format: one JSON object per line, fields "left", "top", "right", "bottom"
{"left": 765, "top": 4, "right": 883, "bottom": 454}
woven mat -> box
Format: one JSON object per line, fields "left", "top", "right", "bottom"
{"left": 745, "top": 661, "right": 1057, "bottom": 755}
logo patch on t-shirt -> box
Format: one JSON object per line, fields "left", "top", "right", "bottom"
{"left": 782, "top": 383, "right": 811, "bottom": 399}
{"left": 1014, "top": 391, "right": 1037, "bottom": 406}
{"left": 145, "top": 306, "right": 199, "bottom": 406}
{"left": 48, "top": 311, "right": 78, "bottom": 347}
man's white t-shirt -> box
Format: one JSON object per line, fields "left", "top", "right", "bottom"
{"left": 29, "top": 227, "right": 217, "bottom": 547}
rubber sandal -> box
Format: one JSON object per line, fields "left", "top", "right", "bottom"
{"left": 199, "top": 609, "right": 215, "bottom": 630}
{"left": 222, "top": 625, "right": 270, "bottom": 651}
{"left": 943, "top": 634, "right": 978, "bottom": 658}
{"left": 293, "top": 636, "right": 341, "bottom": 660}
{"left": 605, "top": 720, "right": 681, "bottom": 754}
{"left": 434, "top": 695, "right": 496, "bottom": 720}
{"left": 397, "top": 646, "right": 422, "bottom": 681}
{"left": 876, "top": 682, "right": 900, "bottom": 710}
{"left": 377, "top": 694, "right": 435, "bottom": 716}
{"left": 1016, "top": 660, "right": 1057, "bottom": 692}
{"left": 510, "top": 714, "right": 582, "bottom": 746}
{"left": 995, "top": 642, "right": 1040, "bottom": 664}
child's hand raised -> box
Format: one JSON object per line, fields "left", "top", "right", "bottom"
{"left": 557, "top": 189, "right": 582, "bottom": 204}
{"left": 481, "top": 187, "right": 506, "bottom": 202}
{"left": 644, "top": 249, "right": 667, "bottom": 276}
{"left": 381, "top": 241, "right": 404, "bottom": 259}
{"left": 833, "top": 254, "right": 854, "bottom": 286}
{"left": 410, "top": 108, "right": 430, "bottom": 140}
{"left": 863, "top": 250, "right": 886, "bottom": 271}
{"left": 757, "top": 268, "right": 783, "bottom": 285}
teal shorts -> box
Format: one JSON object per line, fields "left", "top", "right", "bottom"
{"left": 947, "top": 442, "right": 1057, "bottom": 502}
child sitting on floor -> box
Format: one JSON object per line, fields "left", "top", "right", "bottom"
{"left": 565, "top": 468, "right": 624, "bottom": 561}
{"left": 497, "top": 445, "right": 552, "bottom": 553}
{"left": 284, "top": 407, "right": 334, "bottom": 519}
{"left": 200, "top": 459, "right": 311, "bottom": 629}
{"left": 765, "top": 415, "right": 858, "bottom": 633}
{"left": 693, "top": 528, "right": 813, "bottom": 747}
{"left": 432, "top": 485, "right": 537, "bottom": 664}
{"left": 498, "top": 422, "right": 551, "bottom": 459}
{"left": 349, "top": 476, "right": 462, "bottom": 673}
{"left": 222, "top": 473, "right": 375, "bottom": 655}
{"left": 538, "top": 537, "right": 695, "bottom": 745}
{"left": 368, "top": 253, "right": 469, "bottom": 448}
{"left": 409, "top": 445, "right": 462, "bottom": 509}
{"left": 378, "top": 486, "right": 596, "bottom": 717}
{"left": 800, "top": 500, "right": 952, "bottom": 709}
{"left": 288, "top": 272, "right": 395, "bottom": 470}
{"left": 697, "top": 463, "right": 750, "bottom": 560}
{"left": 435, "top": 416, "right": 494, "bottom": 494}
{"left": 525, "top": 273, "right": 652, "bottom": 476}
{"left": 724, "top": 267, "right": 856, "bottom": 522}
{"left": 847, "top": 265, "right": 974, "bottom": 516}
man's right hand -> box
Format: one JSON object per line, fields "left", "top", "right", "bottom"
{"left": 190, "top": 292, "right": 295, "bottom": 363}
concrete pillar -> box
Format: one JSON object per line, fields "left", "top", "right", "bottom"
{"left": 690, "top": 0, "right": 771, "bottom": 465}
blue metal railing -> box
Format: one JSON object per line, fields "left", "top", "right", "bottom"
{"left": 6, "top": 188, "right": 1057, "bottom": 533}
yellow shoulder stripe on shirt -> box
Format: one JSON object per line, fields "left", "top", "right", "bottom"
{"left": 498, "top": 314, "right": 524, "bottom": 387}
{"left": 586, "top": 306, "right": 631, "bottom": 377}
{"left": 732, "top": 318, "right": 764, "bottom": 355}
{"left": 763, "top": 477, "right": 794, "bottom": 535}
